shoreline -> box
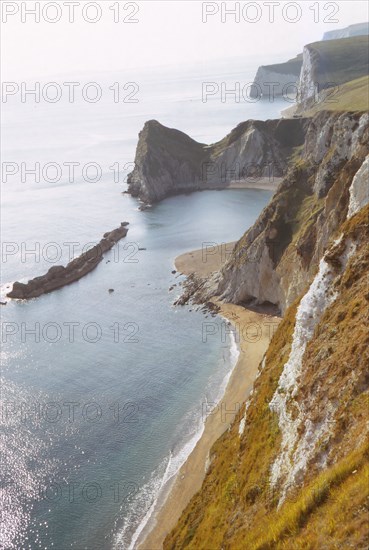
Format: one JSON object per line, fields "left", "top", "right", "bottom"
{"left": 132, "top": 178, "right": 280, "bottom": 211}
{"left": 137, "top": 245, "right": 281, "bottom": 549}
{"left": 227, "top": 177, "right": 282, "bottom": 191}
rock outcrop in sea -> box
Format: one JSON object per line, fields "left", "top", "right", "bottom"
{"left": 7, "top": 223, "right": 129, "bottom": 299}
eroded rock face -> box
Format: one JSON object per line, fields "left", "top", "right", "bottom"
{"left": 214, "top": 111, "right": 369, "bottom": 314}
{"left": 7, "top": 223, "right": 129, "bottom": 299}
{"left": 250, "top": 66, "right": 300, "bottom": 99}
{"left": 348, "top": 154, "right": 369, "bottom": 218}
{"left": 127, "top": 118, "right": 308, "bottom": 204}
{"left": 323, "top": 21, "right": 369, "bottom": 41}
{"left": 297, "top": 45, "right": 318, "bottom": 105}
{"left": 165, "top": 203, "right": 369, "bottom": 550}
{"left": 249, "top": 54, "right": 303, "bottom": 99}
{"left": 127, "top": 120, "right": 208, "bottom": 204}
{"left": 296, "top": 36, "right": 369, "bottom": 111}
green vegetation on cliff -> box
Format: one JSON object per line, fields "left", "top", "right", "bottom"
{"left": 261, "top": 54, "right": 303, "bottom": 76}
{"left": 307, "top": 35, "right": 369, "bottom": 90}
{"left": 305, "top": 75, "right": 369, "bottom": 114}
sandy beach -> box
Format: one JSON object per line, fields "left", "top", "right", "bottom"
{"left": 175, "top": 242, "right": 236, "bottom": 277}
{"left": 227, "top": 176, "right": 282, "bottom": 191}
{"left": 138, "top": 245, "right": 281, "bottom": 549}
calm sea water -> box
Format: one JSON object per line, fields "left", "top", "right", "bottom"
{"left": 1, "top": 58, "right": 287, "bottom": 549}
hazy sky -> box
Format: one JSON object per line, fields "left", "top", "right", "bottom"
{"left": 1, "top": 1, "right": 368, "bottom": 79}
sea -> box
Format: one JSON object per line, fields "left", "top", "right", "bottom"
{"left": 1, "top": 56, "right": 289, "bottom": 549}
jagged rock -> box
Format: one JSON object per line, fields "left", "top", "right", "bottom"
{"left": 46, "top": 266, "right": 66, "bottom": 280}
{"left": 7, "top": 223, "right": 129, "bottom": 300}
{"left": 173, "top": 112, "right": 368, "bottom": 314}
{"left": 8, "top": 281, "right": 27, "bottom": 299}
{"left": 212, "top": 111, "right": 369, "bottom": 314}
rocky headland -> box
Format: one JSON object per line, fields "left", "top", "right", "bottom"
{"left": 7, "top": 223, "right": 129, "bottom": 299}
{"left": 127, "top": 118, "right": 307, "bottom": 204}
{"left": 211, "top": 111, "right": 369, "bottom": 313}
{"left": 249, "top": 54, "right": 302, "bottom": 99}
{"left": 128, "top": 31, "right": 368, "bottom": 209}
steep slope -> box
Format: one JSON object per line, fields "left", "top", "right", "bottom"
{"left": 127, "top": 120, "right": 208, "bottom": 204}
{"left": 251, "top": 30, "right": 369, "bottom": 103}
{"left": 127, "top": 118, "right": 307, "bottom": 204}
{"left": 249, "top": 54, "right": 302, "bottom": 99}
{"left": 164, "top": 124, "right": 369, "bottom": 549}
{"left": 298, "top": 36, "right": 369, "bottom": 107}
{"left": 302, "top": 75, "right": 369, "bottom": 115}
{"left": 212, "top": 111, "right": 369, "bottom": 314}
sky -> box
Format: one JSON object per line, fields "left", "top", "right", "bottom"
{"left": 1, "top": 1, "right": 368, "bottom": 80}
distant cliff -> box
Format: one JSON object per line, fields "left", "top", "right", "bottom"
{"left": 127, "top": 118, "right": 307, "bottom": 204}
{"left": 323, "top": 21, "right": 369, "bottom": 41}
{"left": 252, "top": 29, "right": 369, "bottom": 107}
{"left": 249, "top": 55, "right": 302, "bottom": 99}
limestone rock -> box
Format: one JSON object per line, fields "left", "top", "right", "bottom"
{"left": 7, "top": 223, "right": 129, "bottom": 300}
{"left": 214, "top": 111, "right": 369, "bottom": 314}
{"left": 127, "top": 118, "right": 307, "bottom": 204}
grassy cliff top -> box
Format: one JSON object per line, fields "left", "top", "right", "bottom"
{"left": 306, "top": 35, "right": 369, "bottom": 88}
{"left": 261, "top": 54, "right": 303, "bottom": 76}
{"left": 304, "top": 75, "right": 369, "bottom": 114}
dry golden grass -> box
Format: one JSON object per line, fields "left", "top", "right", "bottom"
{"left": 164, "top": 200, "right": 369, "bottom": 549}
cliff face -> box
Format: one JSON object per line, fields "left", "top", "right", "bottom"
{"left": 127, "top": 120, "right": 208, "bottom": 204}
{"left": 250, "top": 55, "right": 302, "bottom": 99}
{"left": 128, "top": 118, "right": 307, "bottom": 204}
{"left": 323, "top": 21, "right": 369, "bottom": 41}
{"left": 165, "top": 110, "right": 369, "bottom": 549}
{"left": 214, "top": 111, "right": 369, "bottom": 314}
{"left": 297, "top": 36, "right": 369, "bottom": 109}
{"left": 166, "top": 206, "right": 369, "bottom": 550}
{"left": 297, "top": 45, "right": 318, "bottom": 104}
